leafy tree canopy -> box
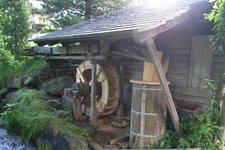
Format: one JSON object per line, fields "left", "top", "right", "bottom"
{"left": 0, "top": 0, "right": 32, "bottom": 56}
{"left": 42, "top": 0, "right": 131, "bottom": 28}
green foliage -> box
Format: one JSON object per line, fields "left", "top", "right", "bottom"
{"left": 159, "top": 115, "right": 222, "bottom": 149}
{"left": 204, "top": 79, "right": 221, "bottom": 124}
{"left": 159, "top": 79, "right": 222, "bottom": 149}
{"left": 0, "top": 2, "right": 44, "bottom": 87}
{"left": 42, "top": 0, "right": 131, "bottom": 27}
{"left": 205, "top": 0, "right": 225, "bottom": 52}
{"left": 39, "top": 24, "right": 56, "bottom": 34}
{"left": 37, "top": 143, "right": 51, "bottom": 150}
{"left": 0, "top": 89, "right": 88, "bottom": 144}
{"left": 0, "top": 0, "right": 32, "bottom": 56}
{"left": 0, "top": 56, "right": 47, "bottom": 86}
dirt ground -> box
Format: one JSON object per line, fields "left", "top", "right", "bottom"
{"left": 76, "top": 115, "right": 130, "bottom": 149}
{"left": 95, "top": 117, "right": 129, "bottom": 149}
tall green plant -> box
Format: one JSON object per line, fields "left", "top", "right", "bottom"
{"left": 205, "top": 0, "right": 225, "bottom": 142}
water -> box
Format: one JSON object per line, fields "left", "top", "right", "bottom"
{"left": 0, "top": 129, "right": 35, "bottom": 150}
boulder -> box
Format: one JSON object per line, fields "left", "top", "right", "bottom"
{"left": 4, "top": 91, "right": 21, "bottom": 103}
{"left": 39, "top": 75, "right": 74, "bottom": 95}
{"left": 0, "top": 88, "right": 8, "bottom": 96}
{"left": 7, "top": 76, "right": 22, "bottom": 89}
{"left": 47, "top": 99, "right": 64, "bottom": 110}
{"left": 68, "top": 136, "right": 89, "bottom": 150}
{"left": 37, "top": 134, "right": 89, "bottom": 150}
{"left": 61, "top": 95, "right": 73, "bottom": 111}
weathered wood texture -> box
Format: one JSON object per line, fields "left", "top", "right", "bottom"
{"left": 155, "top": 27, "right": 192, "bottom": 88}
{"left": 145, "top": 37, "right": 180, "bottom": 133}
{"left": 119, "top": 22, "right": 221, "bottom": 108}
{"left": 188, "top": 36, "right": 212, "bottom": 89}
{"left": 155, "top": 25, "right": 213, "bottom": 105}
{"left": 33, "top": 41, "right": 109, "bottom": 55}
{"left": 129, "top": 83, "right": 167, "bottom": 149}
{"left": 120, "top": 58, "right": 144, "bottom": 108}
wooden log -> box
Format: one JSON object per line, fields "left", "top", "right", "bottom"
{"left": 72, "top": 98, "right": 83, "bottom": 121}
{"left": 90, "top": 61, "right": 97, "bottom": 123}
{"left": 145, "top": 37, "right": 180, "bottom": 133}
{"left": 116, "top": 65, "right": 124, "bottom": 119}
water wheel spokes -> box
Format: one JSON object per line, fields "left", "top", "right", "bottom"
{"left": 76, "top": 60, "right": 120, "bottom": 116}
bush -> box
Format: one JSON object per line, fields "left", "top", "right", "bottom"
{"left": 159, "top": 114, "right": 222, "bottom": 149}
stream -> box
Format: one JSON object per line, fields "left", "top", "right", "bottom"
{"left": 0, "top": 128, "right": 35, "bottom": 150}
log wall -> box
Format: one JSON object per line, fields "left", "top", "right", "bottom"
{"left": 119, "top": 22, "right": 222, "bottom": 109}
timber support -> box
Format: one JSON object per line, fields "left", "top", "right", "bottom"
{"left": 90, "top": 60, "right": 97, "bottom": 123}
{"left": 145, "top": 37, "right": 180, "bottom": 133}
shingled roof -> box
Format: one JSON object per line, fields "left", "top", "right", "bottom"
{"left": 32, "top": 0, "right": 208, "bottom": 44}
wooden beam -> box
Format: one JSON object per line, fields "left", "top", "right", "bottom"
{"left": 90, "top": 61, "right": 97, "bottom": 123}
{"left": 145, "top": 37, "right": 180, "bottom": 133}
{"left": 111, "top": 51, "right": 151, "bottom": 62}
{"left": 35, "top": 55, "right": 105, "bottom": 60}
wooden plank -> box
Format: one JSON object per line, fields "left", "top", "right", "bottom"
{"left": 188, "top": 36, "right": 213, "bottom": 89}
{"left": 152, "top": 55, "right": 169, "bottom": 82}
{"left": 145, "top": 37, "right": 180, "bottom": 133}
{"left": 172, "top": 92, "right": 209, "bottom": 105}
{"left": 143, "top": 51, "right": 163, "bottom": 81}
{"left": 170, "top": 87, "right": 210, "bottom": 97}
{"left": 35, "top": 55, "right": 105, "bottom": 60}
{"left": 143, "top": 61, "right": 155, "bottom": 81}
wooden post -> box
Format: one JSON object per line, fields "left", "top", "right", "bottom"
{"left": 116, "top": 65, "right": 124, "bottom": 118}
{"left": 90, "top": 60, "right": 97, "bottom": 123}
{"left": 72, "top": 97, "right": 83, "bottom": 121}
{"left": 145, "top": 37, "right": 180, "bottom": 133}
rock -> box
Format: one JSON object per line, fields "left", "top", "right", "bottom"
{"left": 39, "top": 75, "right": 74, "bottom": 95}
{"left": 61, "top": 95, "right": 73, "bottom": 111}
{"left": 7, "top": 76, "right": 22, "bottom": 89}
{"left": 0, "top": 88, "right": 8, "bottom": 96}
{"left": 111, "top": 120, "right": 129, "bottom": 128}
{"left": 37, "top": 134, "right": 70, "bottom": 150}
{"left": 47, "top": 99, "right": 64, "bottom": 110}
{"left": 89, "top": 142, "right": 103, "bottom": 150}
{"left": 69, "top": 136, "right": 89, "bottom": 150}
{"left": 37, "top": 134, "right": 89, "bottom": 150}
{"left": 109, "top": 136, "right": 129, "bottom": 145}
{"left": 4, "top": 91, "right": 21, "bottom": 103}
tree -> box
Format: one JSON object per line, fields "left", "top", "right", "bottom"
{"left": 0, "top": 0, "right": 32, "bottom": 57}
{"left": 42, "top": 0, "right": 131, "bottom": 28}
{"left": 206, "top": 0, "right": 225, "bottom": 144}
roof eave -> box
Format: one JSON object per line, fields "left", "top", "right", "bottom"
{"left": 33, "top": 29, "right": 135, "bottom": 46}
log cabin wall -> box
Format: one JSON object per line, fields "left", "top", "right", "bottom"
{"left": 155, "top": 21, "right": 222, "bottom": 106}
{"left": 116, "top": 21, "right": 223, "bottom": 110}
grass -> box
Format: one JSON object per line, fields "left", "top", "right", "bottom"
{"left": 0, "top": 88, "right": 89, "bottom": 147}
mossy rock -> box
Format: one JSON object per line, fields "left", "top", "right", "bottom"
{"left": 0, "top": 88, "right": 90, "bottom": 150}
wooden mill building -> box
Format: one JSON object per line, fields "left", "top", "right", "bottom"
{"left": 32, "top": 0, "right": 221, "bottom": 147}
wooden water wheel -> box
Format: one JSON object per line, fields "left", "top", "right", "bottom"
{"left": 75, "top": 60, "right": 120, "bottom": 116}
